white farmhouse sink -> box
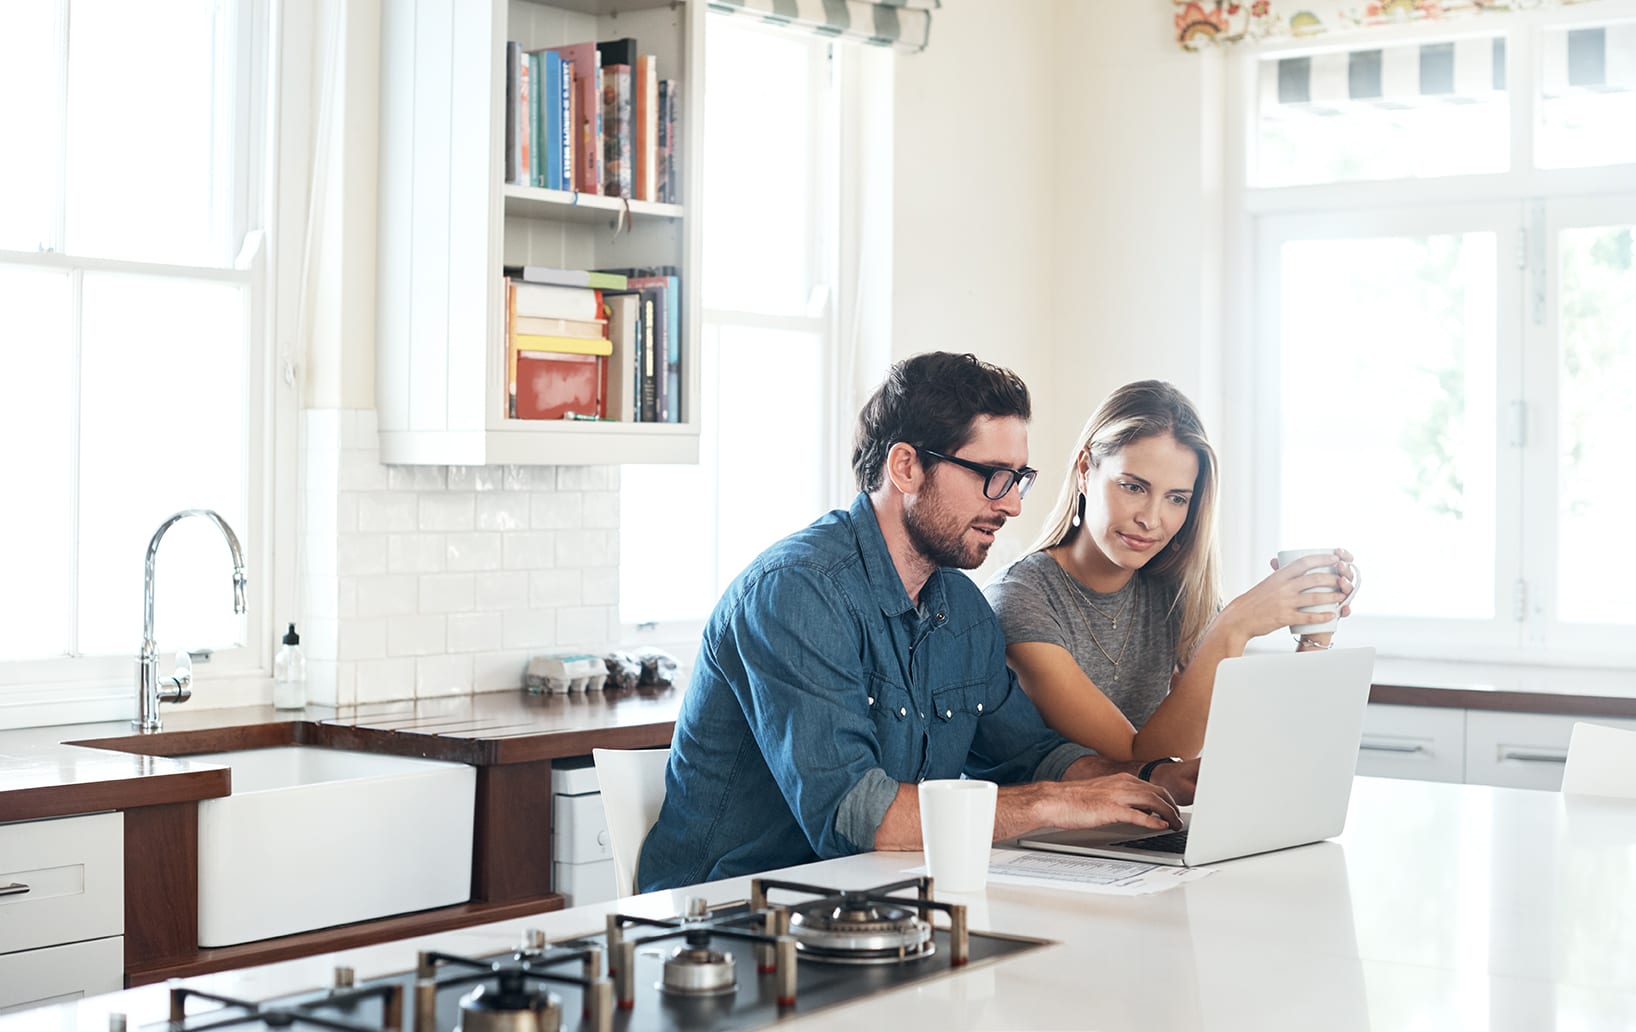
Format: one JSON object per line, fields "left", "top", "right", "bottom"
{"left": 190, "top": 746, "right": 475, "bottom": 947}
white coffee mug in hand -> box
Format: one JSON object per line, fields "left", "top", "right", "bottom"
{"left": 1276, "top": 548, "right": 1362, "bottom": 636}
{"left": 918, "top": 779, "right": 998, "bottom": 893}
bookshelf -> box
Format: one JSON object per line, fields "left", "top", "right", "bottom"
{"left": 376, "top": 0, "right": 703, "bottom": 466}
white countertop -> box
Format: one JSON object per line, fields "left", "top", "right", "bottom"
{"left": 11, "top": 776, "right": 1636, "bottom": 1030}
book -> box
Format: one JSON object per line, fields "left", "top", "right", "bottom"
{"left": 503, "top": 264, "right": 628, "bottom": 290}
{"left": 514, "top": 334, "right": 613, "bottom": 357}
{"left": 634, "top": 55, "right": 658, "bottom": 202}
{"left": 597, "top": 36, "right": 637, "bottom": 70}
{"left": 538, "top": 50, "right": 565, "bottom": 190}
{"left": 527, "top": 51, "right": 543, "bottom": 187}
{"left": 557, "top": 56, "right": 574, "bottom": 190}
{"left": 604, "top": 293, "right": 640, "bottom": 422}
{"left": 547, "top": 42, "right": 601, "bottom": 194}
{"left": 611, "top": 271, "right": 681, "bottom": 422}
{"left": 508, "top": 280, "right": 600, "bottom": 321}
{"left": 505, "top": 42, "right": 522, "bottom": 185}
{"left": 601, "top": 63, "right": 632, "bottom": 198}
{"left": 515, "top": 351, "right": 607, "bottom": 421}
{"left": 514, "top": 315, "right": 605, "bottom": 338}
{"left": 657, "top": 80, "right": 670, "bottom": 205}
{"left": 663, "top": 79, "right": 680, "bottom": 203}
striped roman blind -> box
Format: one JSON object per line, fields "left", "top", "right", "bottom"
{"left": 706, "top": 0, "right": 938, "bottom": 53}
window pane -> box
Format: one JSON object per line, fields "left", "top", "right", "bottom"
{"left": 65, "top": 0, "right": 226, "bottom": 265}
{"left": 76, "top": 273, "right": 249, "bottom": 656}
{"left": 1536, "top": 22, "right": 1636, "bottom": 170}
{"left": 1254, "top": 37, "right": 1508, "bottom": 187}
{"left": 1557, "top": 222, "right": 1636, "bottom": 624}
{"left": 712, "top": 325, "right": 824, "bottom": 587}
{"left": 0, "top": 268, "right": 74, "bottom": 660}
{"left": 701, "top": 22, "right": 818, "bottom": 315}
{"left": 0, "top": 5, "right": 61, "bottom": 252}
{"left": 1276, "top": 233, "right": 1498, "bottom": 619}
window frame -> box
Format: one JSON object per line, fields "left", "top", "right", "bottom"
{"left": 0, "top": 0, "right": 294, "bottom": 728}
{"left": 1227, "top": 2, "right": 1636, "bottom": 670}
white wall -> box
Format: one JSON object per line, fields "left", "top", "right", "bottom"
{"left": 892, "top": 0, "right": 1227, "bottom": 582}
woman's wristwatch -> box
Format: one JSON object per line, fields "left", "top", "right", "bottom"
{"left": 1138, "top": 756, "right": 1183, "bottom": 781}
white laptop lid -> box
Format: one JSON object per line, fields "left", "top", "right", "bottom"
{"left": 1018, "top": 646, "right": 1376, "bottom": 866}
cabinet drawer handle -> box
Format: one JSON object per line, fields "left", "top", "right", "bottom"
{"left": 1359, "top": 739, "right": 1428, "bottom": 754}
{"left": 0, "top": 882, "right": 29, "bottom": 897}
{"left": 1498, "top": 748, "right": 1567, "bottom": 765}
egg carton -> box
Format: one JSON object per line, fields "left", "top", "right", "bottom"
{"left": 524, "top": 652, "right": 609, "bottom": 694}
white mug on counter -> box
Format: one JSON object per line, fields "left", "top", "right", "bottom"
{"left": 1277, "top": 548, "right": 1362, "bottom": 636}
{"left": 918, "top": 778, "right": 997, "bottom": 893}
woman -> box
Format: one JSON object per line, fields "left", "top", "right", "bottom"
{"left": 983, "top": 380, "right": 1355, "bottom": 763}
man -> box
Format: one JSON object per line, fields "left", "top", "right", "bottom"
{"left": 638, "top": 352, "right": 1194, "bottom": 890}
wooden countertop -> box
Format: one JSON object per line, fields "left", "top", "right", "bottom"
{"left": 0, "top": 687, "right": 682, "bottom": 824}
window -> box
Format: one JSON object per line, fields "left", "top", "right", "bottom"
{"left": 1239, "top": 11, "right": 1636, "bottom": 666}
{"left": 619, "top": 17, "right": 850, "bottom": 637}
{"left": 0, "top": 0, "right": 276, "bottom": 725}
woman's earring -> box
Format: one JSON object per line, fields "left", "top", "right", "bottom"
{"left": 1071, "top": 491, "right": 1084, "bottom": 529}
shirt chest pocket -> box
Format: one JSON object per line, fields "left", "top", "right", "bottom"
{"left": 865, "top": 676, "right": 921, "bottom": 780}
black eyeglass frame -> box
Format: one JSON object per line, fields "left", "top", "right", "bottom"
{"left": 916, "top": 448, "right": 1038, "bottom": 501}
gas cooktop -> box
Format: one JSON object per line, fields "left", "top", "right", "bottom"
{"left": 140, "top": 876, "right": 1052, "bottom": 1032}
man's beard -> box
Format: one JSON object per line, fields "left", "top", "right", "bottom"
{"left": 904, "top": 489, "right": 1002, "bottom": 570}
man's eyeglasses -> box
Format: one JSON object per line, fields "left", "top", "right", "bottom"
{"left": 917, "top": 448, "right": 1038, "bottom": 501}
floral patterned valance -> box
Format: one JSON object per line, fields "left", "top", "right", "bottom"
{"left": 1174, "top": 0, "right": 1610, "bottom": 51}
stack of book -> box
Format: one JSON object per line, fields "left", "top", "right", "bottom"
{"left": 503, "top": 36, "right": 681, "bottom": 203}
{"left": 503, "top": 265, "right": 683, "bottom": 423}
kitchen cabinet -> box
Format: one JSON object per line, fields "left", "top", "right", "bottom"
{"left": 375, "top": 0, "right": 703, "bottom": 466}
{"left": 0, "top": 812, "right": 123, "bottom": 1011}
{"left": 1357, "top": 702, "right": 1636, "bottom": 790}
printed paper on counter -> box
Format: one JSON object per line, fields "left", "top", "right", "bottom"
{"left": 980, "top": 848, "right": 1214, "bottom": 894}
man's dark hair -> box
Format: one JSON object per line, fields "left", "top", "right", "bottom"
{"left": 851, "top": 352, "right": 1032, "bottom": 493}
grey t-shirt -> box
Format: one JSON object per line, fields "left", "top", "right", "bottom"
{"left": 984, "top": 551, "right": 1180, "bottom": 728}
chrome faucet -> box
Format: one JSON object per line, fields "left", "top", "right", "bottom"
{"left": 135, "top": 509, "right": 247, "bottom": 732}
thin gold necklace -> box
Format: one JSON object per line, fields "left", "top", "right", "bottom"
{"left": 1049, "top": 552, "right": 1137, "bottom": 681}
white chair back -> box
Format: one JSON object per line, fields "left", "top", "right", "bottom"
{"left": 1561, "top": 722, "right": 1636, "bottom": 799}
{"left": 592, "top": 747, "right": 671, "bottom": 895}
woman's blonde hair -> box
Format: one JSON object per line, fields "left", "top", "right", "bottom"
{"left": 1027, "top": 381, "right": 1222, "bottom": 667}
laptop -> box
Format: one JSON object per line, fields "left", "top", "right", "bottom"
{"left": 1017, "top": 646, "right": 1376, "bottom": 867}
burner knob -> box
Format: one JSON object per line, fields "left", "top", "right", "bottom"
{"left": 333, "top": 965, "right": 355, "bottom": 989}
{"left": 685, "top": 896, "right": 709, "bottom": 919}
{"left": 522, "top": 928, "right": 547, "bottom": 950}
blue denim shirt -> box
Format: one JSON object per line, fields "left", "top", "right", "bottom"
{"left": 637, "top": 493, "right": 1092, "bottom": 890}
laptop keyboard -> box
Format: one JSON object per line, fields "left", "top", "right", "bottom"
{"left": 1111, "top": 829, "right": 1189, "bottom": 853}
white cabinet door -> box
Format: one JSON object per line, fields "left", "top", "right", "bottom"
{"left": 1464, "top": 711, "right": 1636, "bottom": 790}
{"left": 1356, "top": 704, "right": 1466, "bottom": 783}
{"left": 0, "top": 936, "right": 123, "bottom": 1014}
{"left": 0, "top": 812, "right": 123, "bottom": 955}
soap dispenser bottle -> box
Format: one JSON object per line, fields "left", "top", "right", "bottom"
{"left": 273, "top": 623, "right": 307, "bottom": 710}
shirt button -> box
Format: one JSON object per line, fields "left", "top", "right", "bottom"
{"left": 899, "top": 706, "right": 907, "bottom": 717}
{"left": 867, "top": 696, "right": 875, "bottom": 706}
{"left": 944, "top": 708, "right": 953, "bottom": 718}
{"left": 935, "top": 612, "right": 945, "bottom": 621}
{"left": 976, "top": 702, "right": 983, "bottom": 713}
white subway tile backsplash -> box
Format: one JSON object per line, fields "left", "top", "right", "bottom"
{"left": 388, "top": 465, "right": 446, "bottom": 492}
{"left": 300, "top": 415, "right": 623, "bottom": 707}
{"left": 340, "top": 448, "right": 390, "bottom": 492}
{"left": 415, "top": 653, "right": 474, "bottom": 698}
{"left": 475, "top": 650, "right": 529, "bottom": 693}
{"left": 555, "top": 530, "right": 615, "bottom": 568}
{"left": 337, "top": 534, "right": 389, "bottom": 576}
{"left": 556, "top": 466, "right": 616, "bottom": 491}
{"left": 447, "top": 612, "right": 502, "bottom": 653}
{"left": 388, "top": 613, "right": 447, "bottom": 656}
{"left": 419, "top": 493, "right": 475, "bottom": 531}
{"left": 530, "top": 569, "right": 582, "bottom": 608}
{"left": 357, "top": 493, "right": 420, "bottom": 533}
{"left": 556, "top": 606, "right": 613, "bottom": 648}
{"left": 419, "top": 573, "right": 476, "bottom": 613}
{"left": 337, "top": 617, "right": 387, "bottom": 661}
{"left": 388, "top": 533, "right": 447, "bottom": 573}
{"left": 475, "top": 494, "right": 529, "bottom": 531}
{"left": 502, "top": 608, "right": 555, "bottom": 650}
{"left": 445, "top": 533, "right": 504, "bottom": 571}
{"left": 475, "top": 571, "right": 530, "bottom": 611}
{"left": 355, "top": 657, "right": 415, "bottom": 704}
{"left": 502, "top": 531, "right": 556, "bottom": 569}
{"left": 356, "top": 574, "right": 420, "bottom": 617}
{"left": 581, "top": 491, "right": 619, "bottom": 528}
{"left": 530, "top": 492, "right": 583, "bottom": 529}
